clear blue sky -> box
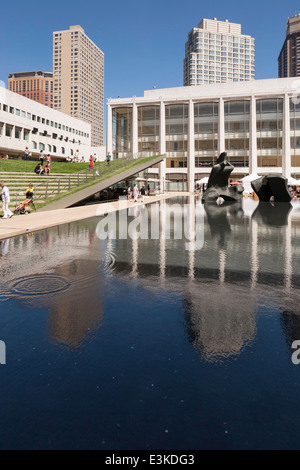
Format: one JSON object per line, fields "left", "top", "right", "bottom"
{"left": 0, "top": 0, "right": 298, "bottom": 140}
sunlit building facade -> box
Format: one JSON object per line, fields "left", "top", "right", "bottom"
{"left": 53, "top": 25, "right": 104, "bottom": 147}
{"left": 8, "top": 71, "right": 53, "bottom": 108}
{"left": 184, "top": 18, "right": 255, "bottom": 86}
{"left": 107, "top": 78, "right": 300, "bottom": 191}
{"left": 279, "top": 13, "right": 300, "bottom": 78}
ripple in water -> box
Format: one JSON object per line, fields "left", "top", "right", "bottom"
{"left": 12, "top": 275, "right": 71, "bottom": 296}
{"left": 0, "top": 285, "right": 12, "bottom": 302}
{"left": 100, "top": 250, "right": 116, "bottom": 274}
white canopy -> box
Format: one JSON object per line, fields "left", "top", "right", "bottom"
{"left": 196, "top": 177, "right": 209, "bottom": 185}
{"left": 241, "top": 173, "right": 261, "bottom": 183}
{"left": 287, "top": 176, "right": 300, "bottom": 185}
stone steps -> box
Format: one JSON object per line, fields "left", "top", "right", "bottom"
{"left": 1, "top": 170, "right": 86, "bottom": 214}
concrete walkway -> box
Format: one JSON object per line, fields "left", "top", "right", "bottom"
{"left": 0, "top": 192, "right": 191, "bottom": 240}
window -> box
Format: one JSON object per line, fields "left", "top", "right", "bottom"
{"left": 15, "top": 127, "right": 22, "bottom": 139}
{"left": 5, "top": 125, "right": 13, "bottom": 137}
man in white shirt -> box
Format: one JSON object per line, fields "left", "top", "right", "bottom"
{"left": 1, "top": 183, "right": 13, "bottom": 219}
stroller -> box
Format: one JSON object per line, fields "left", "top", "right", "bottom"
{"left": 14, "top": 194, "right": 36, "bottom": 215}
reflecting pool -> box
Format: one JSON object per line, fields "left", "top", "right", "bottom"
{"left": 0, "top": 196, "right": 300, "bottom": 449}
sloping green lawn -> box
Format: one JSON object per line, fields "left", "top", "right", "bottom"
{"left": 0, "top": 159, "right": 91, "bottom": 174}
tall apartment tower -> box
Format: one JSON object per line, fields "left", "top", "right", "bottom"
{"left": 8, "top": 71, "right": 53, "bottom": 107}
{"left": 53, "top": 25, "right": 104, "bottom": 147}
{"left": 184, "top": 18, "right": 255, "bottom": 86}
{"left": 278, "top": 13, "right": 300, "bottom": 78}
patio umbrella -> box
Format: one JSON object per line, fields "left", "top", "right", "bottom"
{"left": 287, "top": 176, "right": 300, "bottom": 186}
{"left": 196, "top": 177, "right": 209, "bottom": 185}
{"left": 241, "top": 173, "right": 261, "bottom": 183}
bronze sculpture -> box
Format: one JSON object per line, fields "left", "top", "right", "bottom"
{"left": 202, "top": 152, "right": 244, "bottom": 203}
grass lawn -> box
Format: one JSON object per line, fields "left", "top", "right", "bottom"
{"left": 0, "top": 159, "right": 92, "bottom": 174}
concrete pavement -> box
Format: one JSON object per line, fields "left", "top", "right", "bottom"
{"left": 0, "top": 192, "right": 191, "bottom": 240}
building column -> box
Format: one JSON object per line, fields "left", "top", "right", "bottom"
{"left": 188, "top": 99, "right": 195, "bottom": 193}
{"left": 218, "top": 98, "right": 225, "bottom": 156}
{"left": 249, "top": 96, "right": 258, "bottom": 174}
{"left": 106, "top": 103, "right": 113, "bottom": 156}
{"left": 132, "top": 102, "right": 138, "bottom": 158}
{"left": 159, "top": 101, "right": 166, "bottom": 192}
{"left": 282, "top": 93, "right": 291, "bottom": 178}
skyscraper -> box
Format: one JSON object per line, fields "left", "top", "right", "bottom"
{"left": 184, "top": 18, "right": 255, "bottom": 86}
{"left": 8, "top": 71, "right": 53, "bottom": 107}
{"left": 53, "top": 25, "right": 104, "bottom": 147}
{"left": 278, "top": 13, "right": 300, "bottom": 78}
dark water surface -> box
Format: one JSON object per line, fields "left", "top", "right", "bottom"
{"left": 0, "top": 196, "right": 300, "bottom": 450}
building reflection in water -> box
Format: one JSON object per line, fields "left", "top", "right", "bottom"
{"left": 0, "top": 224, "right": 105, "bottom": 350}
{"left": 1, "top": 197, "right": 300, "bottom": 360}
{"left": 47, "top": 258, "right": 104, "bottom": 349}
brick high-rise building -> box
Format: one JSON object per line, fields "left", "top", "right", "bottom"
{"left": 184, "top": 18, "right": 255, "bottom": 86}
{"left": 8, "top": 71, "right": 53, "bottom": 107}
{"left": 279, "top": 13, "right": 300, "bottom": 78}
{"left": 53, "top": 25, "right": 104, "bottom": 147}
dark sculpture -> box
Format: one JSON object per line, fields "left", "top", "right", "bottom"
{"left": 202, "top": 152, "right": 244, "bottom": 203}
{"left": 251, "top": 174, "right": 292, "bottom": 203}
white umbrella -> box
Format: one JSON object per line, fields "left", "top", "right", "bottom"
{"left": 288, "top": 176, "right": 300, "bottom": 185}
{"left": 241, "top": 173, "right": 261, "bottom": 183}
{"left": 196, "top": 177, "right": 209, "bottom": 185}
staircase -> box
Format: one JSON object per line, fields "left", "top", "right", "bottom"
{"left": 0, "top": 172, "right": 82, "bottom": 213}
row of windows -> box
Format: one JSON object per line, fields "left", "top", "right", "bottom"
{"left": 0, "top": 102, "right": 89, "bottom": 138}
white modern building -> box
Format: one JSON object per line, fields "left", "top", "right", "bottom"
{"left": 106, "top": 78, "right": 300, "bottom": 191}
{"left": 0, "top": 85, "right": 95, "bottom": 160}
{"left": 184, "top": 18, "right": 255, "bottom": 86}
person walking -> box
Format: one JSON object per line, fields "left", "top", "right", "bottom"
{"left": 39, "top": 151, "right": 44, "bottom": 165}
{"left": 132, "top": 184, "right": 139, "bottom": 202}
{"left": 24, "top": 147, "right": 29, "bottom": 161}
{"left": 141, "top": 185, "right": 146, "bottom": 202}
{"left": 106, "top": 152, "right": 111, "bottom": 166}
{"left": 89, "top": 156, "right": 94, "bottom": 169}
{"left": 1, "top": 183, "right": 13, "bottom": 219}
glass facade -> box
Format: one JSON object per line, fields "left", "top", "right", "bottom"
{"left": 225, "top": 100, "right": 250, "bottom": 167}
{"left": 194, "top": 102, "right": 218, "bottom": 167}
{"left": 290, "top": 98, "right": 300, "bottom": 167}
{"left": 138, "top": 106, "right": 160, "bottom": 156}
{"left": 165, "top": 104, "right": 189, "bottom": 168}
{"left": 110, "top": 90, "right": 300, "bottom": 182}
{"left": 256, "top": 99, "right": 283, "bottom": 167}
{"left": 112, "top": 107, "right": 132, "bottom": 159}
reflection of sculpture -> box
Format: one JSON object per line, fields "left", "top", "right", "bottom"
{"left": 252, "top": 202, "right": 293, "bottom": 227}
{"left": 202, "top": 152, "right": 244, "bottom": 203}
{"left": 251, "top": 175, "right": 292, "bottom": 203}
{"left": 204, "top": 202, "right": 244, "bottom": 248}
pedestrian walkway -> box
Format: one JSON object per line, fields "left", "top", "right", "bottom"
{"left": 0, "top": 192, "right": 191, "bottom": 240}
